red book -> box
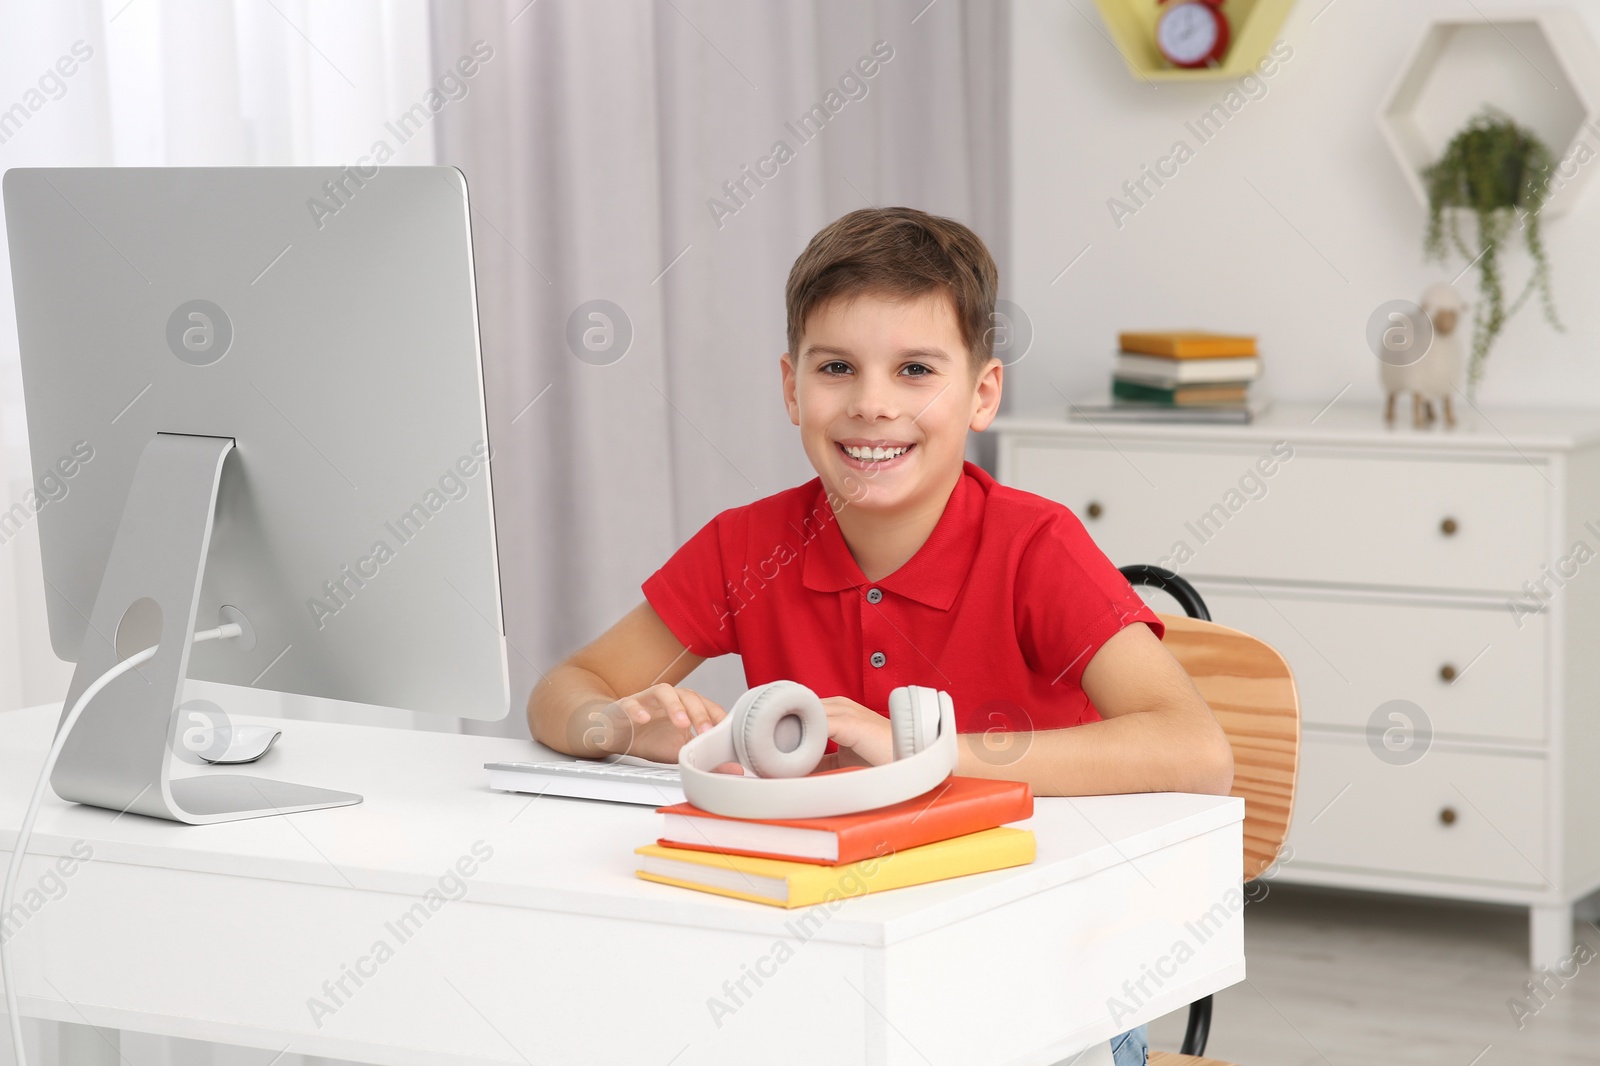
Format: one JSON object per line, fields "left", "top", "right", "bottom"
{"left": 654, "top": 776, "right": 1033, "bottom": 866}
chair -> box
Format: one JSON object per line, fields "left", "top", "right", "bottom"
{"left": 1118, "top": 565, "right": 1301, "bottom": 1066}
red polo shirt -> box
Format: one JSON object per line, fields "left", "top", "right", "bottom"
{"left": 641, "top": 460, "right": 1163, "bottom": 748}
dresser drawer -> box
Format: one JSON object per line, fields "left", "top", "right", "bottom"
{"left": 1194, "top": 587, "right": 1545, "bottom": 743}
{"left": 1004, "top": 440, "right": 1549, "bottom": 592}
{"left": 1288, "top": 733, "right": 1548, "bottom": 888}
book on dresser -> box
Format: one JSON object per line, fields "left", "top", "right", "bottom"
{"left": 1114, "top": 352, "right": 1262, "bottom": 386}
{"left": 1112, "top": 379, "right": 1251, "bottom": 407}
{"left": 1071, "top": 391, "right": 1272, "bottom": 423}
{"left": 1117, "top": 330, "right": 1257, "bottom": 358}
{"left": 1100, "top": 329, "right": 1265, "bottom": 422}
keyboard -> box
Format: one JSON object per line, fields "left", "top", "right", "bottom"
{"left": 484, "top": 757, "right": 685, "bottom": 807}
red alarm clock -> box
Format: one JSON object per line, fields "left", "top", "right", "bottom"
{"left": 1156, "top": 0, "right": 1230, "bottom": 69}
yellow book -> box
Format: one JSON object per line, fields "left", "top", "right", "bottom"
{"left": 1118, "top": 331, "right": 1257, "bottom": 359}
{"left": 634, "top": 826, "right": 1035, "bottom": 908}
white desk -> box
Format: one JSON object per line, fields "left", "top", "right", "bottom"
{"left": 0, "top": 696, "right": 1244, "bottom": 1066}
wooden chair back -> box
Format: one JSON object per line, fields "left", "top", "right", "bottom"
{"left": 1156, "top": 612, "right": 1300, "bottom": 882}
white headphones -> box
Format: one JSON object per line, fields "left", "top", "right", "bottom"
{"left": 677, "top": 680, "right": 957, "bottom": 819}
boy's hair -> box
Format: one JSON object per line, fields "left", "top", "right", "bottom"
{"left": 785, "top": 207, "right": 999, "bottom": 379}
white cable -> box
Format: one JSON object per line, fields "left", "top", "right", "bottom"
{"left": 2, "top": 623, "right": 240, "bottom": 1066}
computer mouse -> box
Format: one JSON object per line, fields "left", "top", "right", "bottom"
{"left": 197, "top": 724, "right": 283, "bottom": 764}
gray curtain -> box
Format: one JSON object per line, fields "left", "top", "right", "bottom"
{"left": 429, "top": 0, "right": 1011, "bottom": 735}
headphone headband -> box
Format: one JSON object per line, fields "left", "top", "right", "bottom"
{"left": 678, "top": 685, "right": 957, "bottom": 819}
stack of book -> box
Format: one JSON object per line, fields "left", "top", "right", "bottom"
{"left": 1074, "top": 331, "right": 1269, "bottom": 424}
{"left": 634, "top": 774, "right": 1034, "bottom": 908}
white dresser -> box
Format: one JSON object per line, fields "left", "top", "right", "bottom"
{"left": 989, "top": 402, "right": 1600, "bottom": 968}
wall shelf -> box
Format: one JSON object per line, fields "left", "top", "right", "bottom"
{"left": 1091, "top": 0, "right": 1297, "bottom": 82}
{"left": 1378, "top": 9, "right": 1600, "bottom": 217}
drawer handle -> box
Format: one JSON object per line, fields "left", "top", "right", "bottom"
{"left": 1439, "top": 806, "right": 1458, "bottom": 826}
{"left": 1439, "top": 663, "right": 1457, "bottom": 683}
{"left": 1440, "top": 516, "right": 1459, "bottom": 536}
{"left": 1086, "top": 501, "right": 1103, "bottom": 519}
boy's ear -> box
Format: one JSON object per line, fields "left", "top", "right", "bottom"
{"left": 969, "top": 356, "right": 1003, "bottom": 433}
{"left": 780, "top": 352, "right": 800, "bottom": 425}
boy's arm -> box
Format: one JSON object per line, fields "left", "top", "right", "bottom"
{"left": 955, "top": 622, "right": 1234, "bottom": 798}
{"left": 527, "top": 600, "right": 710, "bottom": 758}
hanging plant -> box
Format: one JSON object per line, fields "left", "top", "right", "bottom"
{"left": 1421, "top": 105, "right": 1564, "bottom": 395}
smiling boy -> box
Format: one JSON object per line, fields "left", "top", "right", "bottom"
{"left": 531, "top": 207, "right": 1228, "bottom": 1066}
{"left": 530, "top": 206, "right": 1232, "bottom": 802}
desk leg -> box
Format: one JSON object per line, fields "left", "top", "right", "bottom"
{"left": 58, "top": 1022, "right": 119, "bottom": 1065}
{"left": 1530, "top": 903, "right": 1574, "bottom": 970}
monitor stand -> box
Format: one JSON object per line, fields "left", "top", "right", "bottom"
{"left": 49, "top": 432, "right": 362, "bottom": 824}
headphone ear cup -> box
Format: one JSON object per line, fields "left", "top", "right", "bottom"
{"left": 732, "top": 680, "right": 827, "bottom": 779}
{"left": 889, "top": 686, "right": 940, "bottom": 761}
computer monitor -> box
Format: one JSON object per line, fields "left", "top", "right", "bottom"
{"left": 2, "top": 166, "right": 509, "bottom": 823}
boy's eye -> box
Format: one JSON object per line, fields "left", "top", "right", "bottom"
{"left": 816, "top": 361, "right": 933, "bottom": 377}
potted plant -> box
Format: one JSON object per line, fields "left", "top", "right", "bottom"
{"left": 1422, "top": 105, "right": 1564, "bottom": 396}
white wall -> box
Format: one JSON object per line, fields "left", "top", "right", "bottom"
{"left": 1006, "top": 0, "right": 1600, "bottom": 417}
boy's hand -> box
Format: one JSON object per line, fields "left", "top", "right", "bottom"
{"left": 617, "top": 682, "right": 724, "bottom": 735}
{"left": 576, "top": 684, "right": 743, "bottom": 772}
{"left": 822, "top": 696, "right": 894, "bottom": 766}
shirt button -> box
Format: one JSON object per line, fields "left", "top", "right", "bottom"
{"left": 870, "top": 651, "right": 887, "bottom": 668}
{"left": 866, "top": 587, "right": 883, "bottom": 604}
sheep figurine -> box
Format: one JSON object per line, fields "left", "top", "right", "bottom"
{"left": 1382, "top": 283, "right": 1466, "bottom": 429}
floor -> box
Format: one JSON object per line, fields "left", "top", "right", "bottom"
{"left": 1147, "top": 884, "right": 1600, "bottom": 1065}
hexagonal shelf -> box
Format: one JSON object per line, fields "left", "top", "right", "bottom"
{"left": 1092, "top": 0, "right": 1298, "bottom": 81}
{"left": 1379, "top": 9, "right": 1600, "bottom": 216}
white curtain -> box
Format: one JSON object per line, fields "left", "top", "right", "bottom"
{"left": 430, "top": 0, "right": 1011, "bottom": 739}
{"left": 0, "top": 1, "right": 1007, "bottom": 1062}
{"left": 0, "top": 0, "right": 438, "bottom": 720}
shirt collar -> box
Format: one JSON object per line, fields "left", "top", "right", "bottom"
{"left": 801, "top": 461, "right": 988, "bottom": 610}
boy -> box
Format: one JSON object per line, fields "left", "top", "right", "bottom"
{"left": 529, "top": 205, "right": 1231, "bottom": 792}
{"left": 530, "top": 206, "right": 1233, "bottom": 1065}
